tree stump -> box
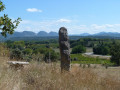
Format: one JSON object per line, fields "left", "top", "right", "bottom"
{"left": 59, "top": 27, "right": 71, "bottom": 72}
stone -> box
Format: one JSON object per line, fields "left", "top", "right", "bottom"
{"left": 59, "top": 27, "right": 71, "bottom": 71}
{"left": 7, "top": 61, "right": 29, "bottom": 70}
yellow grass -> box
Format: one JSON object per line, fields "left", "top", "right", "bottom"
{"left": 0, "top": 56, "right": 120, "bottom": 90}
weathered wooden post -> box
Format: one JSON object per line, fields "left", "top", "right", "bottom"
{"left": 59, "top": 27, "right": 71, "bottom": 71}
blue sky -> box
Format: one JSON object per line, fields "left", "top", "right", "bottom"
{"left": 2, "top": 0, "right": 120, "bottom": 34}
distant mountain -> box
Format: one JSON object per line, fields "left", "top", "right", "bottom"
{"left": 37, "top": 31, "right": 48, "bottom": 36}
{"left": 93, "top": 32, "right": 120, "bottom": 37}
{"left": 69, "top": 32, "right": 120, "bottom": 38}
{"left": 37, "top": 31, "right": 58, "bottom": 36}
{"left": 6, "top": 31, "right": 58, "bottom": 37}
{"left": 48, "top": 31, "right": 58, "bottom": 36}
{"left": 79, "top": 33, "right": 91, "bottom": 36}
{"left": 2, "top": 31, "right": 120, "bottom": 39}
{"left": 22, "top": 31, "right": 36, "bottom": 37}
{"left": 7, "top": 31, "right": 36, "bottom": 37}
{"left": 10, "top": 32, "right": 22, "bottom": 37}
{"left": 70, "top": 33, "right": 90, "bottom": 36}
{"left": 2, "top": 31, "right": 120, "bottom": 41}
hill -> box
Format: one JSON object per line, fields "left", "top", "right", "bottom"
{"left": 1, "top": 31, "right": 120, "bottom": 41}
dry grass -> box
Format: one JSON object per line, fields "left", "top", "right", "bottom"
{"left": 0, "top": 57, "right": 120, "bottom": 90}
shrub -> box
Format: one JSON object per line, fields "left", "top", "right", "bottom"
{"left": 73, "top": 57, "right": 78, "bottom": 61}
{"left": 44, "top": 50, "right": 59, "bottom": 62}
{"left": 93, "top": 44, "right": 110, "bottom": 55}
{"left": 110, "top": 43, "right": 120, "bottom": 66}
{"left": 10, "top": 49, "right": 23, "bottom": 60}
{"left": 23, "top": 48, "right": 33, "bottom": 55}
{"left": 71, "top": 45, "right": 86, "bottom": 54}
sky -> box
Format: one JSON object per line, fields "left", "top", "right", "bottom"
{"left": 2, "top": 0, "right": 120, "bottom": 34}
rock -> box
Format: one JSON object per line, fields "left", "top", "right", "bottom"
{"left": 59, "top": 27, "right": 71, "bottom": 71}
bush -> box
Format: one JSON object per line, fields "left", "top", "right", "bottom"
{"left": 44, "top": 50, "right": 59, "bottom": 62}
{"left": 110, "top": 43, "right": 120, "bottom": 66}
{"left": 23, "top": 48, "right": 33, "bottom": 55}
{"left": 93, "top": 45, "right": 110, "bottom": 55}
{"left": 10, "top": 49, "right": 23, "bottom": 60}
{"left": 73, "top": 57, "right": 78, "bottom": 61}
{"left": 71, "top": 45, "right": 86, "bottom": 54}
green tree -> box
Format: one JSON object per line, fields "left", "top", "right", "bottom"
{"left": 23, "top": 48, "right": 33, "bottom": 55}
{"left": 44, "top": 49, "right": 59, "bottom": 62}
{"left": 13, "top": 41, "right": 25, "bottom": 50}
{"left": 93, "top": 45, "right": 110, "bottom": 55}
{"left": 110, "top": 43, "right": 120, "bottom": 66}
{"left": 71, "top": 45, "right": 86, "bottom": 54}
{"left": 0, "top": 1, "right": 21, "bottom": 37}
{"left": 10, "top": 49, "right": 23, "bottom": 60}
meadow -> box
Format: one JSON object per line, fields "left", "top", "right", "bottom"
{"left": 71, "top": 54, "right": 112, "bottom": 65}
{"left": 0, "top": 56, "right": 120, "bottom": 90}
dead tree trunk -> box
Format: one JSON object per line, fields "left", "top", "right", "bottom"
{"left": 59, "top": 27, "right": 71, "bottom": 71}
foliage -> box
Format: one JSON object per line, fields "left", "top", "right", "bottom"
{"left": 6, "top": 40, "right": 59, "bottom": 62}
{"left": 44, "top": 49, "right": 59, "bottom": 62}
{"left": 93, "top": 44, "right": 110, "bottom": 55}
{"left": 5, "top": 38, "right": 120, "bottom": 65}
{"left": 71, "top": 45, "right": 86, "bottom": 54}
{"left": 110, "top": 43, "right": 120, "bottom": 65}
{"left": 0, "top": 1, "right": 21, "bottom": 37}
{"left": 23, "top": 48, "right": 33, "bottom": 55}
{"left": 10, "top": 48, "right": 23, "bottom": 60}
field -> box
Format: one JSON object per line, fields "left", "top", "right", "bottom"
{"left": 71, "top": 54, "right": 112, "bottom": 65}
{"left": 0, "top": 56, "right": 120, "bottom": 90}
{"left": 0, "top": 39, "right": 119, "bottom": 90}
{"left": 54, "top": 47, "right": 112, "bottom": 65}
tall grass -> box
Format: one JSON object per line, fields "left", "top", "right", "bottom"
{"left": 0, "top": 59, "right": 120, "bottom": 90}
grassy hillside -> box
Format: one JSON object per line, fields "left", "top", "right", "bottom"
{"left": 0, "top": 56, "right": 120, "bottom": 90}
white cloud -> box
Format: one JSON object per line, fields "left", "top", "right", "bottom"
{"left": 89, "top": 24, "right": 120, "bottom": 34}
{"left": 105, "top": 24, "right": 114, "bottom": 28}
{"left": 91, "top": 24, "right": 106, "bottom": 30}
{"left": 16, "top": 19, "right": 120, "bottom": 34}
{"left": 57, "top": 19, "right": 71, "bottom": 23}
{"left": 26, "top": 8, "right": 42, "bottom": 12}
{"left": 16, "top": 19, "right": 72, "bottom": 33}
